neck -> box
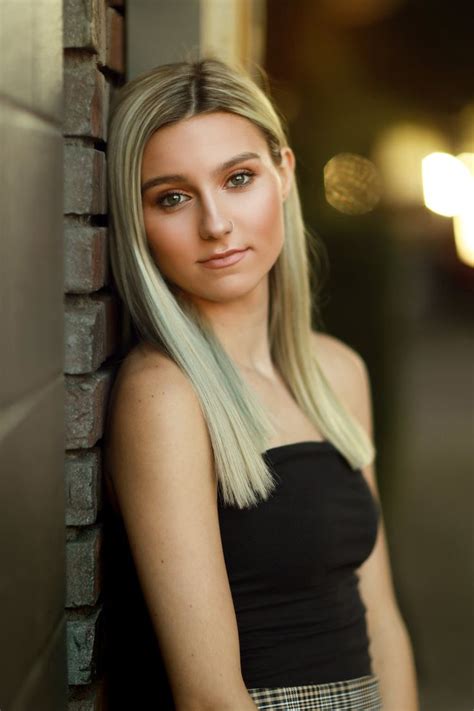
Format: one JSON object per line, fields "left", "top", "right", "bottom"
{"left": 189, "top": 279, "right": 275, "bottom": 377}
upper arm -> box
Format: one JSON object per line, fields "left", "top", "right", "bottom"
{"left": 104, "top": 355, "right": 250, "bottom": 710}
{"left": 310, "top": 332, "right": 402, "bottom": 621}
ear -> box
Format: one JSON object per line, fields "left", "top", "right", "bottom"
{"left": 277, "top": 146, "right": 296, "bottom": 201}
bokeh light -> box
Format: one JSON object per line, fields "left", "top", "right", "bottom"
{"left": 453, "top": 153, "right": 474, "bottom": 267}
{"left": 373, "top": 123, "right": 450, "bottom": 205}
{"left": 457, "top": 152, "right": 474, "bottom": 176}
{"left": 422, "top": 152, "right": 472, "bottom": 217}
{"left": 453, "top": 207, "right": 474, "bottom": 268}
{"left": 323, "top": 153, "right": 382, "bottom": 215}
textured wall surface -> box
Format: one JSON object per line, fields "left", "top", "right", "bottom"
{"left": 0, "top": 2, "right": 66, "bottom": 710}
{"left": 63, "top": 1, "right": 125, "bottom": 708}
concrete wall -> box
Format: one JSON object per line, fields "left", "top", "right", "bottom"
{"left": 127, "top": 0, "right": 200, "bottom": 78}
{"left": 0, "top": 2, "right": 66, "bottom": 710}
{"left": 126, "top": 0, "right": 265, "bottom": 79}
{"left": 63, "top": 0, "right": 125, "bottom": 708}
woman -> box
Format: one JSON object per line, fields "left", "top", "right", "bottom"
{"left": 103, "top": 57, "right": 419, "bottom": 710}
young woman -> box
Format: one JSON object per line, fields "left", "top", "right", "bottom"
{"left": 102, "top": 57, "right": 419, "bottom": 711}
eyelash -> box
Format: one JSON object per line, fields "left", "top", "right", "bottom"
{"left": 155, "top": 169, "right": 256, "bottom": 210}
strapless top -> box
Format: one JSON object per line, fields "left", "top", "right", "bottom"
{"left": 102, "top": 439, "right": 380, "bottom": 707}
{"left": 217, "top": 440, "right": 380, "bottom": 687}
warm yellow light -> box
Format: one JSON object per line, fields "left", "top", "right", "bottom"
{"left": 453, "top": 206, "right": 474, "bottom": 267}
{"left": 422, "top": 152, "right": 472, "bottom": 217}
{"left": 373, "top": 123, "right": 449, "bottom": 205}
{"left": 323, "top": 153, "right": 381, "bottom": 215}
{"left": 448, "top": 154, "right": 474, "bottom": 267}
{"left": 457, "top": 152, "right": 474, "bottom": 176}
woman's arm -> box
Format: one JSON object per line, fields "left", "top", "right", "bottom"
{"left": 105, "top": 352, "right": 258, "bottom": 711}
{"left": 312, "top": 333, "right": 420, "bottom": 711}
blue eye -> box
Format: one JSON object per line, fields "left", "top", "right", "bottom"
{"left": 155, "top": 171, "right": 255, "bottom": 210}
{"left": 227, "top": 170, "right": 255, "bottom": 187}
{"left": 157, "top": 192, "right": 188, "bottom": 209}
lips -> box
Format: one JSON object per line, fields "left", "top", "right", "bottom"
{"left": 199, "top": 248, "right": 249, "bottom": 269}
{"left": 200, "top": 248, "right": 246, "bottom": 262}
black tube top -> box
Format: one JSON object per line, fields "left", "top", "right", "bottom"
{"left": 102, "top": 440, "right": 380, "bottom": 708}
{"left": 217, "top": 439, "right": 380, "bottom": 688}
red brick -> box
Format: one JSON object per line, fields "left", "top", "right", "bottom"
{"left": 65, "top": 369, "right": 115, "bottom": 449}
{"left": 64, "top": 54, "right": 108, "bottom": 140}
{"left": 65, "top": 449, "right": 102, "bottom": 526}
{"left": 64, "top": 294, "right": 119, "bottom": 374}
{"left": 66, "top": 527, "right": 103, "bottom": 608}
{"left": 64, "top": 142, "right": 107, "bottom": 215}
{"left": 64, "top": 0, "right": 106, "bottom": 63}
{"left": 106, "top": 8, "right": 124, "bottom": 74}
{"left": 64, "top": 219, "right": 109, "bottom": 294}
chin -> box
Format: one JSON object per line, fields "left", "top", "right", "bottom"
{"left": 186, "top": 275, "right": 267, "bottom": 306}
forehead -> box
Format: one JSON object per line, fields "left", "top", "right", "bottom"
{"left": 141, "top": 112, "right": 269, "bottom": 176}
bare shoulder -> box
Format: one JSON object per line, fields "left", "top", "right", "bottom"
{"left": 311, "top": 330, "right": 370, "bottom": 405}
{"left": 309, "top": 331, "right": 374, "bottom": 443}
{"left": 310, "top": 330, "right": 366, "bottom": 373}
{"left": 111, "top": 340, "right": 194, "bottom": 395}
{"left": 105, "top": 341, "right": 214, "bottom": 513}
{"left": 108, "top": 341, "right": 205, "bottom": 430}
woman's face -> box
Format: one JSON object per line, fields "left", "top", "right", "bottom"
{"left": 140, "top": 111, "right": 295, "bottom": 306}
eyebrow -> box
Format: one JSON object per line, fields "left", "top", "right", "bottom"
{"left": 141, "top": 151, "right": 262, "bottom": 194}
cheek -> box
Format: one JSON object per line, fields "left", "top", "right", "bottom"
{"left": 242, "top": 185, "right": 284, "bottom": 244}
{"left": 143, "top": 212, "right": 190, "bottom": 268}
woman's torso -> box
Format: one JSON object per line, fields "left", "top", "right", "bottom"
{"left": 103, "top": 438, "right": 380, "bottom": 706}
{"left": 102, "top": 344, "right": 379, "bottom": 706}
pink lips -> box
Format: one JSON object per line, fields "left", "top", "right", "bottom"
{"left": 199, "top": 248, "right": 249, "bottom": 269}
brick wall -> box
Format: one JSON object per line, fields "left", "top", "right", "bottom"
{"left": 63, "top": 1, "right": 125, "bottom": 708}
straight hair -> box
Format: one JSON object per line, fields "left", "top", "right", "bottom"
{"left": 107, "top": 57, "right": 375, "bottom": 508}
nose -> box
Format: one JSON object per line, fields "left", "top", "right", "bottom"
{"left": 198, "top": 197, "right": 233, "bottom": 241}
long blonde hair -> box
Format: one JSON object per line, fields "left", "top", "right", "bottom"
{"left": 107, "top": 57, "right": 375, "bottom": 508}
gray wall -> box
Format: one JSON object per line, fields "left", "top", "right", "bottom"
{"left": 0, "top": 2, "right": 67, "bottom": 710}
{"left": 127, "top": 0, "right": 200, "bottom": 78}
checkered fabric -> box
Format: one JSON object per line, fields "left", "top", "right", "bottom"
{"left": 247, "top": 674, "right": 383, "bottom": 710}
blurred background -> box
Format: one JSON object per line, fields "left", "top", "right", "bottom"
{"left": 0, "top": 1, "right": 471, "bottom": 709}
{"left": 127, "top": 1, "right": 473, "bottom": 709}
{"left": 262, "top": 4, "right": 473, "bottom": 710}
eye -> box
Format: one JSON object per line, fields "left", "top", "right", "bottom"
{"left": 156, "top": 191, "right": 189, "bottom": 209}
{"left": 227, "top": 170, "right": 255, "bottom": 188}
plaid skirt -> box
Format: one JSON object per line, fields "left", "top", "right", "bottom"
{"left": 247, "top": 674, "right": 383, "bottom": 710}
